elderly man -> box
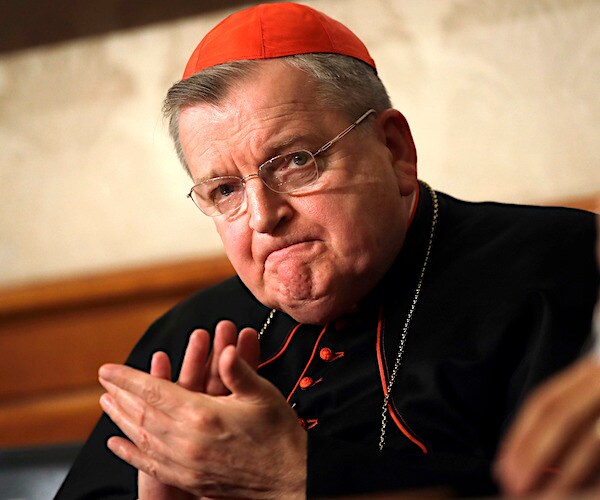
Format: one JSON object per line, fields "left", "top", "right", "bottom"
{"left": 57, "top": 3, "right": 598, "bottom": 498}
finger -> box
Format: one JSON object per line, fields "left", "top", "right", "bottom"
{"left": 99, "top": 366, "right": 205, "bottom": 448}
{"left": 99, "top": 364, "right": 188, "bottom": 413}
{"left": 498, "top": 408, "right": 573, "bottom": 494}
{"left": 237, "top": 328, "right": 260, "bottom": 370}
{"left": 107, "top": 436, "right": 193, "bottom": 493}
{"left": 100, "top": 391, "right": 160, "bottom": 455}
{"left": 139, "top": 469, "right": 196, "bottom": 500}
{"left": 544, "top": 421, "right": 600, "bottom": 492}
{"left": 496, "top": 360, "right": 600, "bottom": 494}
{"left": 219, "top": 345, "right": 276, "bottom": 403}
{"left": 178, "top": 329, "right": 210, "bottom": 391}
{"left": 503, "top": 361, "right": 599, "bottom": 452}
{"left": 205, "top": 320, "right": 239, "bottom": 395}
{"left": 151, "top": 351, "right": 172, "bottom": 380}
{"left": 100, "top": 380, "right": 170, "bottom": 435}
{"left": 100, "top": 387, "right": 192, "bottom": 469}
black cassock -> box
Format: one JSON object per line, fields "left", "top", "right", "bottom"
{"left": 57, "top": 184, "right": 599, "bottom": 499}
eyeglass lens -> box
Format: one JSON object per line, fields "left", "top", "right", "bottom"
{"left": 191, "top": 150, "right": 319, "bottom": 216}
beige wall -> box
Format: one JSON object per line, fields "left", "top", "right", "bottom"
{"left": 1, "top": 0, "right": 599, "bottom": 287}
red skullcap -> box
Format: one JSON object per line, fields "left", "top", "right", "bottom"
{"left": 182, "top": 2, "right": 376, "bottom": 79}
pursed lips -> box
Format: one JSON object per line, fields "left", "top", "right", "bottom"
{"left": 258, "top": 239, "right": 319, "bottom": 265}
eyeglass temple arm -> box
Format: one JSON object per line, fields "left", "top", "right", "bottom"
{"left": 314, "top": 109, "right": 376, "bottom": 155}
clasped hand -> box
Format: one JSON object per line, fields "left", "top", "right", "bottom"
{"left": 98, "top": 321, "right": 307, "bottom": 499}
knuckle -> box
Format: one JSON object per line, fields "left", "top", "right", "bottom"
{"left": 141, "top": 383, "right": 163, "bottom": 407}
{"left": 132, "top": 403, "right": 148, "bottom": 427}
{"left": 145, "top": 460, "right": 159, "bottom": 479}
{"left": 526, "top": 388, "right": 559, "bottom": 417}
{"left": 537, "top": 393, "right": 567, "bottom": 416}
{"left": 185, "top": 468, "right": 205, "bottom": 490}
{"left": 136, "top": 428, "right": 152, "bottom": 453}
{"left": 188, "top": 407, "right": 223, "bottom": 431}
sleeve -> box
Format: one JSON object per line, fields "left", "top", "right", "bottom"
{"left": 54, "top": 414, "right": 137, "bottom": 499}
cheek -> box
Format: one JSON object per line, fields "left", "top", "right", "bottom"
{"left": 330, "top": 191, "right": 403, "bottom": 254}
{"left": 216, "top": 223, "right": 252, "bottom": 265}
{"left": 304, "top": 199, "right": 375, "bottom": 255}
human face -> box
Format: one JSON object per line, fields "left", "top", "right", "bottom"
{"left": 179, "top": 60, "right": 418, "bottom": 323}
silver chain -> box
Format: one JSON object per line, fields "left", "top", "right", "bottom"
{"left": 258, "top": 308, "right": 276, "bottom": 339}
{"left": 378, "top": 182, "right": 438, "bottom": 451}
{"left": 255, "top": 183, "right": 439, "bottom": 452}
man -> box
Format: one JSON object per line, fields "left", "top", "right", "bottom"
{"left": 57, "top": 3, "right": 598, "bottom": 498}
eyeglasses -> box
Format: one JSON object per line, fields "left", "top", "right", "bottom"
{"left": 187, "top": 108, "right": 376, "bottom": 217}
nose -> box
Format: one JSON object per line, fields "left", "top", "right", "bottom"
{"left": 244, "top": 176, "right": 292, "bottom": 234}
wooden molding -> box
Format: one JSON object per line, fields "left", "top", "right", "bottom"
{"left": 0, "top": 254, "right": 234, "bottom": 318}
{"left": 0, "top": 387, "right": 104, "bottom": 447}
{"left": 0, "top": 253, "right": 234, "bottom": 447}
{"left": 540, "top": 192, "right": 599, "bottom": 213}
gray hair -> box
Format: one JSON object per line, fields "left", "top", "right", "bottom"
{"left": 162, "top": 53, "right": 392, "bottom": 174}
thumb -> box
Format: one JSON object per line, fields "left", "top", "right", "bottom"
{"left": 219, "top": 345, "right": 274, "bottom": 403}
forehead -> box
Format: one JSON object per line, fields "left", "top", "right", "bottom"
{"left": 178, "top": 60, "right": 346, "bottom": 178}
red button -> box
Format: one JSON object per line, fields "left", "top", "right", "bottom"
{"left": 320, "top": 348, "right": 334, "bottom": 361}
{"left": 319, "top": 348, "right": 344, "bottom": 362}
{"left": 298, "top": 418, "right": 306, "bottom": 429}
{"left": 299, "top": 376, "right": 313, "bottom": 389}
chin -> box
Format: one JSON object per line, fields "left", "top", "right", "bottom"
{"left": 276, "top": 296, "right": 352, "bottom": 325}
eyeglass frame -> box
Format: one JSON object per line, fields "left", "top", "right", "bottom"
{"left": 187, "top": 108, "right": 377, "bottom": 217}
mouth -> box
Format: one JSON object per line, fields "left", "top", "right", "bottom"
{"left": 262, "top": 240, "right": 319, "bottom": 265}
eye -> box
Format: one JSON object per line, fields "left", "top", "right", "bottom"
{"left": 288, "top": 151, "right": 311, "bottom": 168}
{"left": 211, "top": 182, "right": 238, "bottom": 202}
{"left": 259, "top": 151, "right": 317, "bottom": 193}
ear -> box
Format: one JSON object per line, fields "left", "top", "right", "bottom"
{"left": 374, "top": 109, "right": 418, "bottom": 196}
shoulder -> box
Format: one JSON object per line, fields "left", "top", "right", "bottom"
{"left": 430, "top": 190, "right": 598, "bottom": 303}
{"left": 436, "top": 191, "right": 597, "bottom": 263}
{"left": 438, "top": 191, "right": 595, "bottom": 236}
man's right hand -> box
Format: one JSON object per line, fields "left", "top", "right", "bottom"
{"left": 137, "top": 320, "right": 260, "bottom": 499}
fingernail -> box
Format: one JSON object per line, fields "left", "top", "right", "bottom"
{"left": 98, "top": 364, "right": 111, "bottom": 379}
